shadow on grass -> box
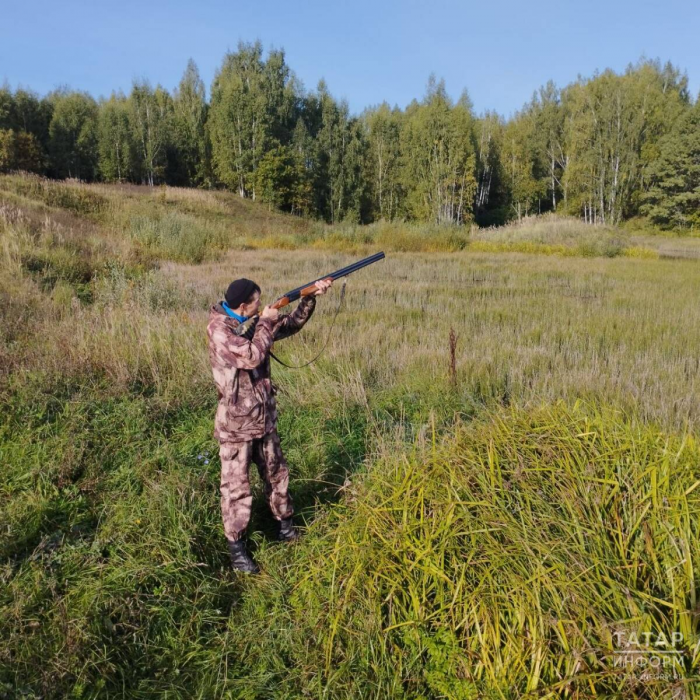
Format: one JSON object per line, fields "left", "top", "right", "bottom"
{"left": 248, "top": 403, "right": 371, "bottom": 544}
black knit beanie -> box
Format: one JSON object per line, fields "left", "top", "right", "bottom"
{"left": 225, "top": 278, "right": 260, "bottom": 309}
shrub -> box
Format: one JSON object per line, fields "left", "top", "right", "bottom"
{"left": 129, "top": 213, "right": 224, "bottom": 263}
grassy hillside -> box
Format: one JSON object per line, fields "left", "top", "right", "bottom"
{"left": 2, "top": 175, "right": 700, "bottom": 698}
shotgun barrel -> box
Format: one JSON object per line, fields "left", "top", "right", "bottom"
{"left": 272, "top": 251, "right": 386, "bottom": 309}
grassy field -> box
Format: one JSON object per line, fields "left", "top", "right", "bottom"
{"left": 2, "top": 174, "right": 700, "bottom": 698}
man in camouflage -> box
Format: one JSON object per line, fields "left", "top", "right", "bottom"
{"left": 207, "top": 276, "right": 332, "bottom": 573}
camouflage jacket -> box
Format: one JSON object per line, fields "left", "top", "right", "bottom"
{"left": 207, "top": 295, "right": 316, "bottom": 442}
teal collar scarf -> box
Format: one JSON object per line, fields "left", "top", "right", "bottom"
{"left": 221, "top": 301, "right": 248, "bottom": 323}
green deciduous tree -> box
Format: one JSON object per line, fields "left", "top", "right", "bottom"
{"left": 254, "top": 143, "right": 313, "bottom": 215}
{"left": 502, "top": 106, "right": 548, "bottom": 219}
{"left": 401, "top": 77, "right": 477, "bottom": 224}
{"left": 0, "top": 129, "right": 44, "bottom": 173}
{"left": 171, "top": 59, "right": 210, "bottom": 186}
{"left": 209, "top": 41, "right": 297, "bottom": 198}
{"left": 129, "top": 81, "right": 173, "bottom": 186}
{"left": 98, "top": 92, "right": 134, "bottom": 182}
{"left": 563, "top": 60, "right": 689, "bottom": 224}
{"left": 314, "top": 81, "right": 370, "bottom": 223}
{"left": 642, "top": 100, "right": 700, "bottom": 229}
{"left": 531, "top": 81, "right": 568, "bottom": 211}
{"left": 364, "top": 102, "right": 404, "bottom": 220}
{"left": 48, "top": 89, "right": 98, "bottom": 180}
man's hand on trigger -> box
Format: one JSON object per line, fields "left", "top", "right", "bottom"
{"left": 261, "top": 305, "right": 279, "bottom": 322}
{"left": 312, "top": 278, "right": 333, "bottom": 296}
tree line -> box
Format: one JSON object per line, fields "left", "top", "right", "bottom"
{"left": 1, "top": 42, "right": 698, "bottom": 229}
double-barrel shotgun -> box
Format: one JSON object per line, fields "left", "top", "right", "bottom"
{"left": 234, "top": 251, "right": 386, "bottom": 340}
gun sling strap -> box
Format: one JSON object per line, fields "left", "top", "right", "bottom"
{"left": 269, "top": 277, "right": 347, "bottom": 369}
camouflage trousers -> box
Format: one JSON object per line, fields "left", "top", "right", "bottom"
{"left": 218, "top": 429, "right": 293, "bottom": 542}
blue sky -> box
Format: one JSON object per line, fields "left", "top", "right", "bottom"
{"left": 2, "top": 0, "right": 698, "bottom": 118}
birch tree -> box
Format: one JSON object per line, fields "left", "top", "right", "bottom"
{"left": 171, "top": 60, "right": 210, "bottom": 186}
{"left": 129, "top": 81, "right": 172, "bottom": 186}
{"left": 401, "top": 77, "right": 477, "bottom": 224}
{"left": 364, "top": 102, "right": 404, "bottom": 220}
{"left": 98, "top": 92, "right": 134, "bottom": 182}
{"left": 474, "top": 110, "right": 505, "bottom": 223}
{"left": 209, "top": 42, "right": 297, "bottom": 199}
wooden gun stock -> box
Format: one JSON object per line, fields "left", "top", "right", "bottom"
{"left": 270, "top": 277, "right": 334, "bottom": 310}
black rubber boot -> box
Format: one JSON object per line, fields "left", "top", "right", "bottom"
{"left": 228, "top": 539, "right": 260, "bottom": 574}
{"left": 277, "top": 517, "right": 300, "bottom": 542}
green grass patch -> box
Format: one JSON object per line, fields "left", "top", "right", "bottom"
{"left": 1, "top": 173, "right": 108, "bottom": 217}
{"left": 129, "top": 212, "right": 228, "bottom": 264}
{"left": 3, "top": 393, "right": 699, "bottom": 698}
